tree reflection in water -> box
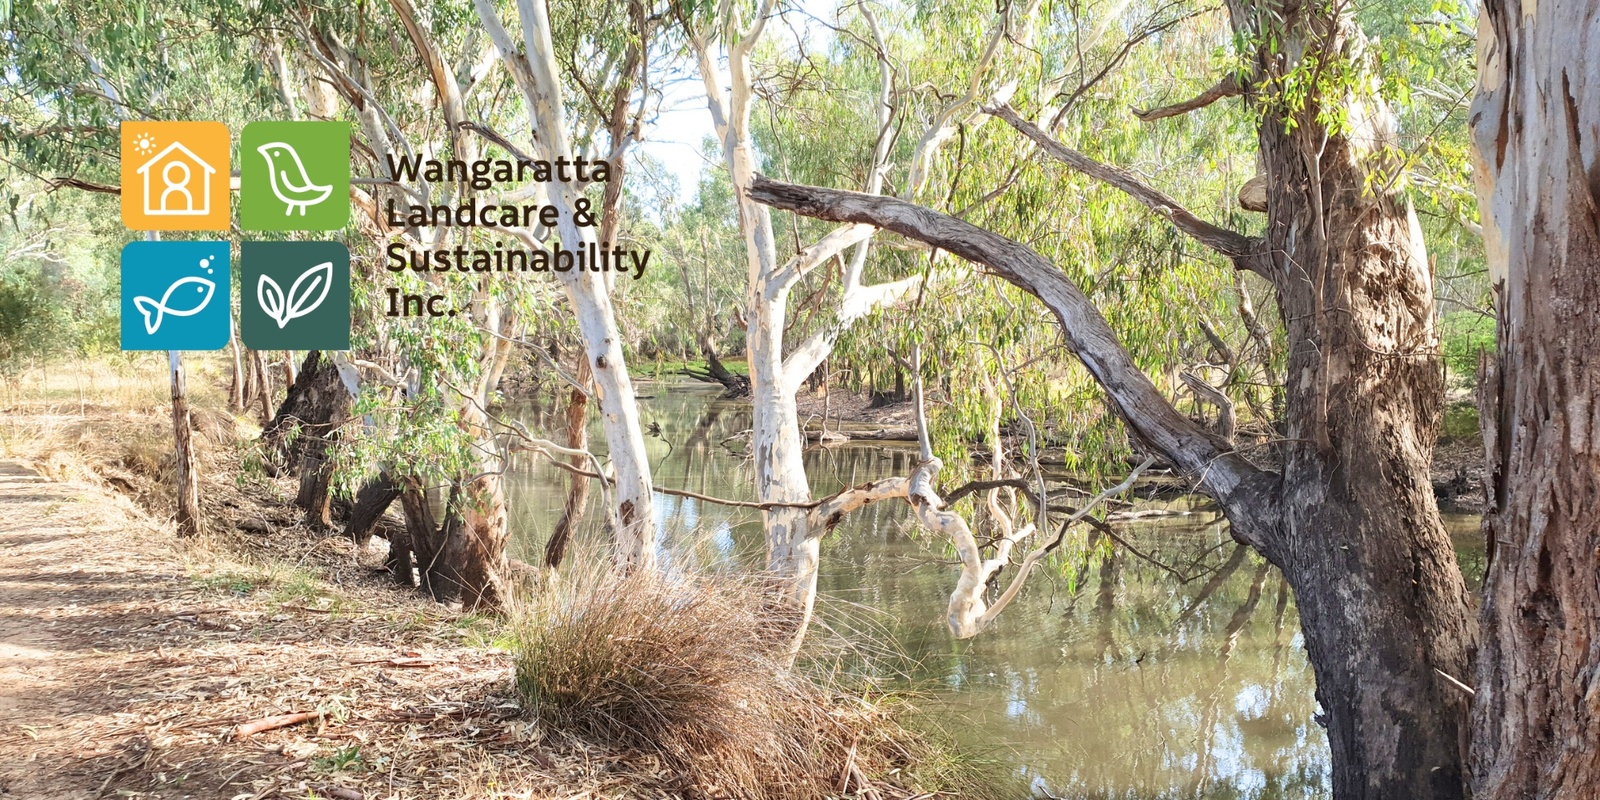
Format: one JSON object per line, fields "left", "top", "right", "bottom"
{"left": 501, "top": 385, "right": 1484, "bottom": 799}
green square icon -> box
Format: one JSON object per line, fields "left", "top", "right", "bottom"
{"left": 241, "top": 121, "right": 351, "bottom": 230}
{"left": 242, "top": 241, "right": 350, "bottom": 350}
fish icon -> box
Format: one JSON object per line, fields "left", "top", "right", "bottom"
{"left": 133, "top": 276, "right": 216, "bottom": 335}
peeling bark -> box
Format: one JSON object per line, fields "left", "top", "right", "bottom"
{"left": 1470, "top": 3, "right": 1600, "bottom": 797}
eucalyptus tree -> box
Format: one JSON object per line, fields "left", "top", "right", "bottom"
{"left": 1469, "top": 1, "right": 1600, "bottom": 795}
{"left": 753, "top": 0, "right": 1482, "bottom": 796}
{"left": 272, "top": 0, "right": 671, "bottom": 598}
{"left": 468, "top": 0, "right": 664, "bottom": 569}
{"left": 680, "top": 0, "right": 1050, "bottom": 642}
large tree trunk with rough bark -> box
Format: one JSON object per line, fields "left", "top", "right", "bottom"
{"left": 752, "top": 44, "right": 1478, "bottom": 785}
{"left": 346, "top": 474, "right": 401, "bottom": 548}
{"left": 1469, "top": 3, "right": 1600, "bottom": 797}
{"left": 1247, "top": 18, "right": 1475, "bottom": 789}
{"left": 442, "top": 471, "right": 511, "bottom": 610}
{"left": 262, "top": 352, "right": 346, "bottom": 458}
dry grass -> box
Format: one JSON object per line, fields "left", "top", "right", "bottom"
{"left": 512, "top": 570, "right": 1012, "bottom": 800}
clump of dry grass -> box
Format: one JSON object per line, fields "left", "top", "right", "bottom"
{"left": 511, "top": 570, "right": 1001, "bottom": 800}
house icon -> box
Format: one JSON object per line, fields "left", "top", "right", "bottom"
{"left": 136, "top": 141, "right": 216, "bottom": 216}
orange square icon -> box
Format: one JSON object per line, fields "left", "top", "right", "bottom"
{"left": 121, "top": 121, "right": 231, "bottom": 231}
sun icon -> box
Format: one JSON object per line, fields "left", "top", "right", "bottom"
{"left": 133, "top": 132, "right": 156, "bottom": 156}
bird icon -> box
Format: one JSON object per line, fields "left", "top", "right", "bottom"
{"left": 256, "top": 142, "right": 332, "bottom": 216}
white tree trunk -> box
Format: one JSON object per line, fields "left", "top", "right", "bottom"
{"left": 748, "top": 295, "right": 816, "bottom": 606}
{"left": 686, "top": 4, "right": 1021, "bottom": 642}
{"left": 473, "top": 0, "right": 657, "bottom": 568}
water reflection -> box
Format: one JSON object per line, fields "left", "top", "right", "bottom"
{"left": 501, "top": 385, "right": 1485, "bottom": 799}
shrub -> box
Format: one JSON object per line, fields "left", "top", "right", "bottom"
{"left": 510, "top": 570, "right": 1007, "bottom": 800}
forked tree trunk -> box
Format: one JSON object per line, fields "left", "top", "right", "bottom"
{"left": 1469, "top": 3, "right": 1600, "bottom": 796}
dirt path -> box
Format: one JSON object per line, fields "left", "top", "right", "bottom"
{"left": 0, "top": 460, "right": 617, "bottom": 799}
{"left": 0, "top": 458, "right": 183, "bottom": 798}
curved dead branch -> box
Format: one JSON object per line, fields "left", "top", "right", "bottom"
{"left": 746, "top": 174, "right": 1282, "bottom": 556}
{"left": 1132, "top": 75, "right": 1242, "bottom": 122}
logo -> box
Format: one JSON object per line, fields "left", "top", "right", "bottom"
{"left": 241, "top": 122, "right": 351, "bottom": 231}
{"left": 241, "top": 241, "right": 350, "bottom": 350}
{"left": 120, "top": 122, "right": 231, "bottom": 231}
{"left": 258, "top": 260, "right": 334, "bottom": 328}
{"left": 120, "top": 242, "right": 231, "bottom": 350}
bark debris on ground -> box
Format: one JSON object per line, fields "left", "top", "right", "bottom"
{"left": 0, "top": 457, "right": 672, "bottom": 800}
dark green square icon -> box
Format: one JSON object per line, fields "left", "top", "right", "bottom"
{"left": 240, "top": 121, "right": 351, "bottom": 231}
{"left": 242, "top": 241, "right": 350, "bottom": 350}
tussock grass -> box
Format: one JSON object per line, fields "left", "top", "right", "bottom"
{"left": 511, "top": 569, "right": 1015, "bottom": 800}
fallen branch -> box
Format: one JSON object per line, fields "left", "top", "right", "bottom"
{"left": 311, "top": 786, "right": 364, "bottom": 800}
{"left": 350, "top": 656, "right": 442, "bottom": 668}
{"left": 233, "top": 711, "right": 322, "bottom": 739}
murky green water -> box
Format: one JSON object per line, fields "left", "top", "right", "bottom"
{"left": 502, "top": 383, "right": 1484, "bottom": 799}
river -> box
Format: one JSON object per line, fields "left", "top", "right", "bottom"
{"left": 501, "top": 382, "right": 1484, "bottom": 799}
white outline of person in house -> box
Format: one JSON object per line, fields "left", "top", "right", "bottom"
{"left": 136, "top": 141, "right": 215, "bottom": 216}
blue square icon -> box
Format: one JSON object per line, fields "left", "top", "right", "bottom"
{"left": 120, "top": 241, "right": 231, "bottom": 351}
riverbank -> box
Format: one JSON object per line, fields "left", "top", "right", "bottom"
{"left": 0, "top": 360, "right": 1005, "bottom": 800}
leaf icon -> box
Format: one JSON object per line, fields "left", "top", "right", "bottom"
{"left": 286, "top": 262, "right": 333, "bottom": 322}
{"left": 258, "top": 274, "right": 288, "bottom": 328}
{"left": 258, "top": 262, "right": 333, "bottom": 329}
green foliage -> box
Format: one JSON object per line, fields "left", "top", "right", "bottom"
{"left": 1440, "top": 399, "right": 1480, "bottom": 441}
{"left": 0, "top": 190, "right": 123, "bottom": 371}
{"left": 1440, "top": 311, "right": 1494, "bottom": 386}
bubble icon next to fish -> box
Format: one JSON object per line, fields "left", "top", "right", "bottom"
{"left": 120, "top": 242, "right": 231, "bottom": 351}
